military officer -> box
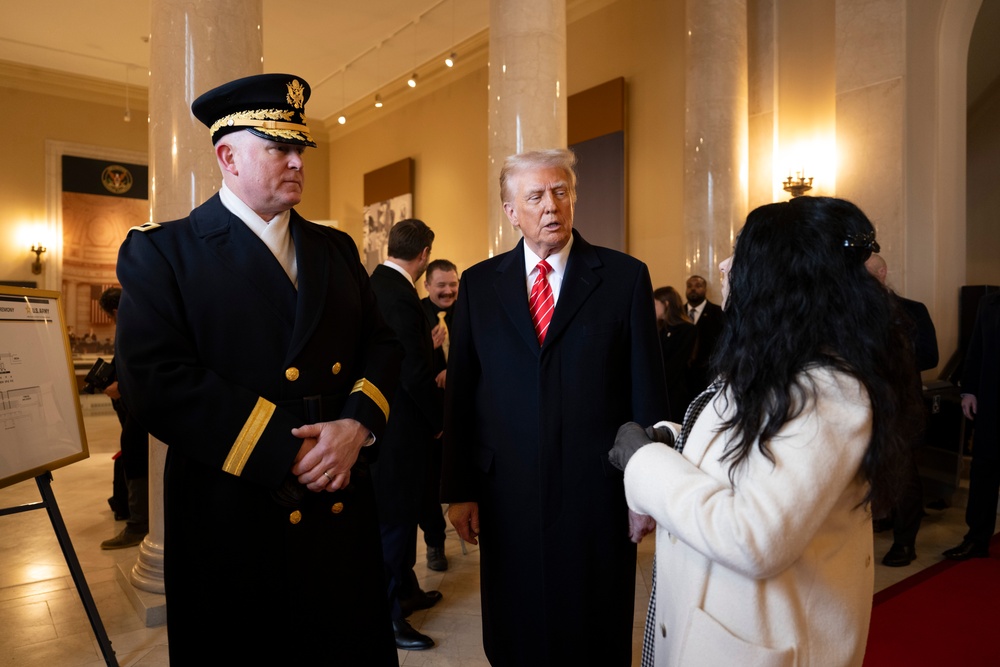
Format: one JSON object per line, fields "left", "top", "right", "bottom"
{"left": 115, "top": 74, "right": 402, "bottom": 665}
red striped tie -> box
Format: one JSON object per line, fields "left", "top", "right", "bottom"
{"left": 529, "top": 260, "right": 554, "bottom": 344}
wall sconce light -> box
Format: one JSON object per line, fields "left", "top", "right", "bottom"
{"left": 374, "top": 93, "right": 383, "bottom": 108}
{"left": 407, "top": 73, "right": 418, "bottom": 88}
{"left": 782, "top": 172, "right": 813, "bottom": 198}
{"left": 30, "top": 244, "right": 46, "bottom": 274}
{"left": 445, "top": 53, "right": 456, "bottom": 68}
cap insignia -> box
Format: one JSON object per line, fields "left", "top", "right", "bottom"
{"left": 286, "top": 79, "right": 306, "bottom": 109}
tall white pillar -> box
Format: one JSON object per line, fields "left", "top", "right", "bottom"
{"left": 127, "top": 0, "right": 263, "bottom": 603}
{"left": 684, "top": 0, "right": 748, "bottom": 287}
{"left": 486, "top": 0, "right": 567, "bottom": 257}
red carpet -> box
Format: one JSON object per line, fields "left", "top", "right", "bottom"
{"left": 863, "top": 533, "right": 1000, "bottom": 666}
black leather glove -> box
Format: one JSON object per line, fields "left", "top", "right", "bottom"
{"left": 609, "top": 422, "right": 653, "bottom": 471}
{"left": 646, "top": 424, "right": 676, "bottom": 447}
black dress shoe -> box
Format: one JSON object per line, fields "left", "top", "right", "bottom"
{"left": 942, "top": 539, "right": 990, "bottom": 561}
{"left": 881, "top": 543, "right": 916, "bottom": 567}
{"left": 426, "top": 545, "right": 448, "bottom": 571}
{"left": 399, "top": 589, "right": 443, "bottom": 617}
{"left": 392, "top": 619, "right": 434, "bottom": 650}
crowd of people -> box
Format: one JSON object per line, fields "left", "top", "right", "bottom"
{"left": 102, "top": 72, "right": 993, "bottom": 666}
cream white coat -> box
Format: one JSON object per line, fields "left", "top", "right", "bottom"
{"left": 624, "top": 367, "right": 874, "bottom": 666}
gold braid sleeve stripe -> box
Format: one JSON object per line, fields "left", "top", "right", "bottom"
{"left": 222, "top": 397, "right": 276, "bottom": 476}
{"left": 351, "top": 379, "right": 390, "bottom": 422}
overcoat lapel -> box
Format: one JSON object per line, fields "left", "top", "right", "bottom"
{"left": 543, "top": 231, "right": 601, "bottom": 349}
{"left": 286, "top": 214, "right": 329, "bottom": 363}
{"left": 493, "top": 240, "right": 541, "bottom": 355}
{"left": 191, "top": 195, "right": 296, "bottom": 325}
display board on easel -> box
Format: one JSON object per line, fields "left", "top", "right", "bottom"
{"left": 0, "top": 286, "right": 89, "bottom": 490}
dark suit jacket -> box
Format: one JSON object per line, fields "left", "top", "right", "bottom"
{"left": 687, "top": 299, "right": 725, "bottom": 394}
{"left": 370, "top": 264, "right": 442, "bottom": 524}
{"left": 660, "top": 320, "right": 698, "bottom": 421}
{"left": 961, "top": 292, "right": 1000, "bottom": 541}
{"left": 115, "top": 193, "right": 400, "bottom": 665}
{"left": 441, "top": 231, "right": 667, "bottom": 666}
{"left": 895, "top": 294, "right": 939, "bottom": 373}
{"left": 963, "top": 292, "right": 1000, "bottom": 414}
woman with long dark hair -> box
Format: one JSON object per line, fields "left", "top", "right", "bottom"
{"left": 653, "top": 286, "right": 698, "bottom": 421}
{"left": 610, "top": 197, "right": 921, "bottom": 666}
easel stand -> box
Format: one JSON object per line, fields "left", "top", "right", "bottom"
{"left": 0, "top": 472, "right": 119, "bottom": 666}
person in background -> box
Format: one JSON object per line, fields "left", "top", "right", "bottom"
{"left": 370, "top": 218, "right": 444, "bottom": 651}
{"left": 419, "top": 258, "right": 460, "bottom": 572}
{"left": 96, "top": 286, "right": 149, "bottom": 550}
{"left": 115, "top": 74, "right": 401, "bottom": 665}
{"left": 443, "top": 148, "right": 667, "bottom": 666}
{"left": 612, "top": 196, "right": 922, "bottom": 666}
{"left": 654, "top": 285, "right": 697, "bottom": 421}
{"left": 944, "top": 290, "right": 1000, "bottom": 560}
{"left": 684, "top": 274, "right": 726, "bottom": 396}
{"left": 865, "top": 253, "right": 938, "bottom": 567}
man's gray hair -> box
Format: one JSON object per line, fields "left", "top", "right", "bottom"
{"left": 499, "top": 148, "right": 578, "bottom": 204}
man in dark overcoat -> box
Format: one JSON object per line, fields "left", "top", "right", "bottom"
{"left": 442, "top": 148, "right": 668, "bottom": 666}
{"left": 115, "top": 74, "right": 401, "bottom": 665}
{"left": 945, "top": 290, "right": 1000, "bottom": 560}
{"left": 369, "top": 218, "right": 444, "bottom": 650}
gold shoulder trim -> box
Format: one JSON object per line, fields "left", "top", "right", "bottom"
{"left": 223, "top": 397, "right": 276, "bottom": 476}
{"left": 129, "top": 222, "right": 161, "bottom": 233}
{"left": 351, "top": 379, "right": 389, "bottom": 422}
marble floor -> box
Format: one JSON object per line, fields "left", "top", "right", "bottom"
{"left": 0, "top": 406, "right": 985, "bottom": 666}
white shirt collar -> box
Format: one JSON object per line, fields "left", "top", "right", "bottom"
{"left": 522, "top": 234, "right": 574, "bottom": 303}
{"left": 383, "top": 259, "right": 414, "bottom": 287}
{"left": 219, "top": 182, "right": 297, "bottom": 288}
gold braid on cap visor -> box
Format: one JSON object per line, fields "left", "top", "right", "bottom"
{"left": 209, "top": 108, "right": 314, "bottom": 144}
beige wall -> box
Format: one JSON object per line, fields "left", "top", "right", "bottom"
{"left": 0, "top": 84, "right": 147, "bottom": 285}
{"left": 568, "top": 0, "right": 687, "bottom": 293}
{"left": 324, "top": 0, "right": 688, "bottom": 295}
{"left": 0, "top": 74, "right": 331, "bottom": 289}
{"left": 326, "top": 66, "right": 489, "bottom": 282}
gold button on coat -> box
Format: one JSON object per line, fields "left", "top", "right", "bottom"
{"left": 285, "top": 367, "right": 300, "bottom": 381}
{"left": 331, "top": 502, "right": 344, "bottom": 514}
{"left": 289, "top": 510, "right": 302, "bottom": 524}
{"left": 332, "top": 362, "right": 342, "bottom": 375}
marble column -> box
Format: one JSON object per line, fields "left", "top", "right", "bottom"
{"left": 123, "top": 0, "right": 263, "bottom": 611}
{"left": 684, "top": 0, "right": 748, "bottom": 288}
{"left": 486, "top": 0, "right": 567, "bottom": 256}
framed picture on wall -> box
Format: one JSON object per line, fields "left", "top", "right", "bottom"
{"left": 363, "top": 158, "right": 414, "bottom": 274}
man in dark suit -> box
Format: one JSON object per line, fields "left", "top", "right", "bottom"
{"left": 115, "top": 74, "right": 401, "bottom": 665}
{"left": 442, "top": 148, "right": 667, "bottom": 666}
{"left": 370, "top": 218, "right": 444, "bottom": 650}
{"left": 945, "top": 290, "right": 1000, "bottom": 560}
{"left": 684, "top": 274, "right": 725, "bottom": 395}
{"left": 418, "top": 259, "right": 460, "bottom": 572}
{"left": 866, "top": 254, "right": 938, "bottom": 566}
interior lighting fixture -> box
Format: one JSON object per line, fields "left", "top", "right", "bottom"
{"left": 782, "top": 171, "right": 813, "bottom": 198}
{"left": 445, "top": 53, "right": 456, "bottom": 68}
{"left": 407, "top": 73, "right": 418, "bottom": 88}
{"left": 374, "top": 94, "right": 383, "bottom": 108}
{"left": 31, "top": 244, "right": 46, "bottom": 274}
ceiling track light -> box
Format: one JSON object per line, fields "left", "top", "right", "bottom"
{"left": 374, "top": 93, "right": 383, "bottom": 108}
{"left": 445, "top": 52, "right": 456, "bottom": 68}
{"left": 407, "top": 73, "right": 418, "bottom": 88}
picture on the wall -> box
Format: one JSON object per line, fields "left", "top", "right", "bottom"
{"left": 363, "top": 193, "right": 412, "bottom": 274}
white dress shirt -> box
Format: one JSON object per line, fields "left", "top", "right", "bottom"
{"left": 219, "top": 182, "right": 298, "bottom": 289}
{"left": 522, "top": 235, "right": 574, "bottom": 305}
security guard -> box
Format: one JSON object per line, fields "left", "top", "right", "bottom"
{"left": 116, "top": 74, "right": 402, "bottom": 665}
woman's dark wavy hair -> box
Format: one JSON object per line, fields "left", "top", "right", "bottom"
{"left": 713, "top": 196, "right": 921, "bottom": 510}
